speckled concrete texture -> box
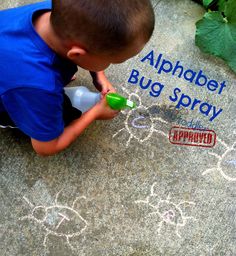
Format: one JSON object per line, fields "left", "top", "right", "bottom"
{"left": 0, "top": 1, "right": 235, "bottom": 255}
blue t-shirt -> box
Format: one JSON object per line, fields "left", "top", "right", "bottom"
{"left": 0, "top": 1, "right": 78, "bottom": 141}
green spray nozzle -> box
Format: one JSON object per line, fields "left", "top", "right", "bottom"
{"left": 106, "top": 93, "right": 136, "bottom": 110}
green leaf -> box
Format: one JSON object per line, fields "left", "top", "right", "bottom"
{"left": 203, "top": 0, "right": 215, "bottom": 8}
{"left": 225, "top": 0, "right": 236, "bottom": 22}
{"left": 196, "top": 10, "right": 236, "bottom": 73}
{"left": 217, "top": 0, "right": 227, "bottom": 12}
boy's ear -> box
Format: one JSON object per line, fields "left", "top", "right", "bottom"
{"left": 67, "top": 46, "right": 87, "bottom": 60}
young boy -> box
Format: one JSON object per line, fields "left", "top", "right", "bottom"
{"left": 0, "top": 0, "right": 155, "bottom": 156}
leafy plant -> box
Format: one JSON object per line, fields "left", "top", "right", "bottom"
{"left": 203, "top": 0, "right": 216, "bottom": 8}
{"left": 193, "top": 0, "right": 236, "bottom": 73}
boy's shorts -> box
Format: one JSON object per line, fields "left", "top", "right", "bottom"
{"left": 0, "top": 92, "right": 82, "bottom": 131}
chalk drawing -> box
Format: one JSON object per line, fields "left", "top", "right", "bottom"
{"left": 202, "top": 137, "right": 236, "bottom": 182}
{"left": 131, "top": 116, "right": 150, "bottom": 129}
{"left": 226, "top": 160, "right": 236, "bottom": 166}
{"left": 20, "top": 191, "right": 88, "bottom": 250}
{"left": 135, "top": 182, "right": 196, "bottom": 238}
{"left": 113, "top": 87, "right": 168, "bottom": 147}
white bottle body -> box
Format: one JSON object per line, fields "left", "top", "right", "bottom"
{"left": 64, "top": 86, "right": 101, "bottom": 113}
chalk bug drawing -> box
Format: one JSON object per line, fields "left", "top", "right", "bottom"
{"left": 20, "top": 191, "right": 88, "bottom": 250}
{"left": 113, "top": 87, "right": 168, "bottom": 147}
{"left": 135, "top": 183, "right": 196, "bottom": 238}
{"left": 202, "top": 137, "right": 236, "bottom": 182}
{"left": 131, "top": 116, "right": 150, "bottom": 129}
{"left": 226, "top": 160, "right": 236, "bottom": 166}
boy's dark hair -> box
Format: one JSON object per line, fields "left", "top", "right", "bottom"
{"left": 51, "top": 0, "right": 155, "bottom": 54}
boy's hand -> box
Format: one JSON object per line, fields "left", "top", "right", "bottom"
{"left": 94, "top": 96, "right": 120, "bottom": 120}
{"left": 32, "top": 97, "right": 119, "bottom": 157}
{"left": 90, "top": 71, "right": 116, "bottom": 96}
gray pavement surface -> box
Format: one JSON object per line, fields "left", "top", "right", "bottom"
{"left": 0, "top": 0, "right": 236, "bottom": 255}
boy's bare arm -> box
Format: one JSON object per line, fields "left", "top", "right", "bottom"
{"left": 31, "top": 98, "right": 119, "bottom": 157}
{"left": 90, "top": 71, "right": 115, "bottom": 95}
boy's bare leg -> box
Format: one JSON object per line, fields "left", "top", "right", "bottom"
{"left": 71, "top": 75, "right": 77, "bottom": 81}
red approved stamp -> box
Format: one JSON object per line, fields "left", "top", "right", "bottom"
{"left": 169, "top": 126, "right": 216, "bottom": 148}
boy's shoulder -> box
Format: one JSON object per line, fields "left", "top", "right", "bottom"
{"left": 0, "top": 1, "right": 77, "bottom": 94}
{"left": 0, "top": 1, "right": 52, "bottom": 88}
{"left": 0, "top": 1, "right": 51, "bottom": 17}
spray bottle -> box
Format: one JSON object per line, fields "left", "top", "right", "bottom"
{"left": 64, "top": 86, "right": 136, "bottom": 113}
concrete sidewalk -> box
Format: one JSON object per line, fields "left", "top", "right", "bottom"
{"left": 0, "top": 0, "right": 235, "bottom": 255}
